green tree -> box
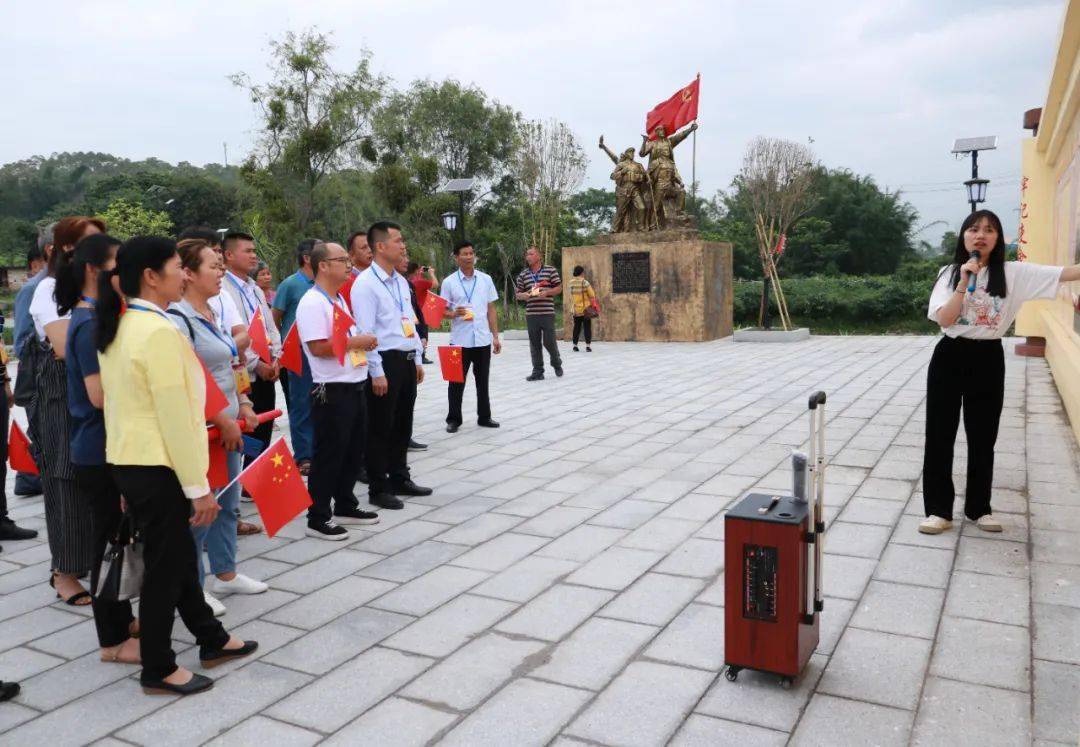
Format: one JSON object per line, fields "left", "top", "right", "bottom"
{"left": 99, "top": 199, "right": 173, "bottom": 240}
{"left": 231, "top": 29, "right": 388, "bottom": 236}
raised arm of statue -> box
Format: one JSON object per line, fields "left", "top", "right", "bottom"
{"left": 638, "top": 135, "right": 652, "bottom": 157}
{"left": 669, "top": 122, "right": 698, "bottom": 148}
{"left": 598, "top": 136, "right": 619, "bottom": 165}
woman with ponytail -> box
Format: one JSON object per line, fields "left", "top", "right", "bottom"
{"left": 97, "top": 236, "right": 256, "bottom": 695}
{"left": 29, "top": 215, "right": 103, "bottom": 606}
{"left": 921, "top": 209, "right": 1080, "bottom": 535}
{"left": 55, "top": 233, "right": 140, "bottom": 663}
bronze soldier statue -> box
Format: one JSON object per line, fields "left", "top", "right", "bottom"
{"left": 599, "top": 135, "right": 652, "bottom": 233}
{"left": 639, "top": 122, "right": 697, "bottom": 228}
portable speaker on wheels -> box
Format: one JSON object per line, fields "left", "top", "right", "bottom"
{"left": 723, "top": 391, "right": 827, "bottom": 688}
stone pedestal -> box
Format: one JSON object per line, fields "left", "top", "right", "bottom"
{"left": 561, "top": 230, "right": 733, "bottom": 342}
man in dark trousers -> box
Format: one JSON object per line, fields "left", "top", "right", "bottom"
{"left": 352, "top": 222, "right": 432, "bottom": 510}
{"left": 440, "top": 240, "right": 501, "bottom": 432}
{"left": 515, "top": 245, "right": 563, "bottom": 381}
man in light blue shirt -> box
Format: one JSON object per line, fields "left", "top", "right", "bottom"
{"left": 439, "top": 240, "right": 501, "bottom": 433}
{"left": 352, "top": 221, "right": 431, "bottom": 510}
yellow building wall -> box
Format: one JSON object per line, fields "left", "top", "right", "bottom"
{"left": 1024, "top": 0, "right": 1080, "bottom": 443}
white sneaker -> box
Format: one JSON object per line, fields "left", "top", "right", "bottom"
{"left": 203, "top": 590, "right": 226, "bottom": 617}
{"left": 975, "top": 514, "right": 1003, "bottom": 532}
{"left": 918, "top": 516, "right": 953, "bottom": 534}
{"left": 210, "top": 573, "right": 268, "bottom": 596}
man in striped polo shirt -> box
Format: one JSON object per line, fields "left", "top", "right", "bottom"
{"left": 514, "top": 246, "right": 563, "bottom": 381}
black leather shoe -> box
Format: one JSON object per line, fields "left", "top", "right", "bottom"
{"left": 408, "top": 439, "right": 428, "bottom": 452}
{"left": 446, "top": 423, "right": 460, "bottom": 433}
{"left": 199, "top": 640, "right": 259, "bottom": 667}
{"left": 0, "top": 519, "right": 38, "bottom": 541}
{"left": 357, "top": 467, "right": 369, "bottom": 485}
{"left": 370, "top": 493, "right": 405, "bottom": 510}
{"left": 0, "top": 681, "right": 19, "bottom": 702}
{"left": 526, "top": 373, "right": 544, "bottom": 381}
{"left": 554, "top": 366, "right": 564, "bottom": 377}
{"left": 141, "top": 672, "right": 214, "bottom": 695}
{"left": 392, "top": 480, "right": 433, "bottom": 497}
{"left": 478, "top": 419, "right": 500, "bottom": 428}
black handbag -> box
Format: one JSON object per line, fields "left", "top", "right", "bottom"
{"left": 95, "top": 512, "right": 144, "bottom": 602}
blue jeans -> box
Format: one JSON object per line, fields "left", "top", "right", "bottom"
{"left": 193, "top": 449, "right": 240, "bottom": 585}
{"left": 287, "top": 360, "right": 314, "bottom": 462}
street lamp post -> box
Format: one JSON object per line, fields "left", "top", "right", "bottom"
{"left": 438, "top": 178, "right": 476, "bottom": 245}
{"left": 951, "top": 136, "right": 996, "bottom": 214}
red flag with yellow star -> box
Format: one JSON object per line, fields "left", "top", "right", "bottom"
{"left": 331, "top": 303, "right": 355, "bottom": 366}
{"left": 422, "top": 293, "right": 448, "bottom": 329}
{"left": 438, "top": 345, "right": 465, "bottom": 383}
{"left": 237, "top": 437, "right": 312, "bottom": 537}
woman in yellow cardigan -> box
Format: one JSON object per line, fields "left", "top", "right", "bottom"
{"left": 568, "top": 265, "right": 598, "bottom": 352}
{"left": 96, "top": 236, "right": 256, "bottom": 695}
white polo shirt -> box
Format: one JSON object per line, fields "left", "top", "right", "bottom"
{"left": 295, "top": 286, "right": 368, "bottom": 384}
{"left": 439, "top": 269, "right": 499, "bottom": 348}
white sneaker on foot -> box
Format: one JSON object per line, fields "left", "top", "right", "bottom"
{"left": 918, "top": 516, "right": 953, "bottom": 534}
{"left": 210, "top": 573, "right": 268, "bottom": 596}
{"left": 975, "top": 514, "right": 1003, "bottom": 532}
{"left": 203, "top": 591, "right": 226, "bottom": 617}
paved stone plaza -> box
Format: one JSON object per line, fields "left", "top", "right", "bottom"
{"left": 0, "top": 334, "right": 1077, "bottom": 746}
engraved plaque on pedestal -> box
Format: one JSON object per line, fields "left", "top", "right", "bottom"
{"left": 612, "top": 252, "right": 651, "bottom": 293}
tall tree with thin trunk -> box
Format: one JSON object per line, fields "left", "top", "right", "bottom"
{"left": 512, "top": 119, "right": 587, "bottom": 265}
{"left": 737, "top": 137, "right": 817, "bottom": 330}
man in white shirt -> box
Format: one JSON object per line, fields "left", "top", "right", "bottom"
{"left": 295, "top": 242, "right": 380, "bottom": 539}
{"left": 352, "top": 221, "right": 432, "bottom": 510}
{"left": 439, "top": 241, "right": 502, "bottom": 433}
{"left": 221, "top": 231, "right": 282, "bottom": 461}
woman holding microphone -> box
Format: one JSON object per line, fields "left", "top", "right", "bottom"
{"left": 921, "top": 210, "right": 1080, "bottom": 535}
{"left": 96, "top": 236, "right": 256, "bottom": 695}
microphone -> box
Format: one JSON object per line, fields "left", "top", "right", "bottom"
{"left": 967, "top": 250, "right": 981, "bottom": 293}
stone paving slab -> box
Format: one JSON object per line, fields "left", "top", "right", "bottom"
{"left": 0, "top": 335, "right": 1078, "bottom": 745}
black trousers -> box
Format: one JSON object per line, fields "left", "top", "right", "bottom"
{"left": 572, "top": 316, "right": 592, "bottom": 345}
{"left": 923, "top": 336, "right": 1005, "bottom": 520}
{"left": 111, "top": 465, "right": 228, "bottom": 682}
{"left": 366, "top": 350, "right": 416, "bottom": 495}
{"left": 76, "top": 464, "right": 135, "bottom": 648}
{"left": 309, "top": 381, "right": 365, "bottom": 524}
{"left": 526, "top": 314, "right": 562, "bottom": 374}
{"left": 447, "top": 346, "right": 492, "bottom": 426}
{"left": 249, "top": 375, "right": 276, "bottom": 448}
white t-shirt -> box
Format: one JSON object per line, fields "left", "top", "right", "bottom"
{"left": 439, "top": 269, "right": 499, "bottom": 348}
{"left": 29, "top": 277, "right": 70, "bottom": 341}
{"left": 210, "top": 292, "right": 243, "bottom": 334}
{"left": 295, "top": 287, "right": 368, "bottom": 384}
{"left": 928, "top": 261, "right": 1062, "bottom": 339}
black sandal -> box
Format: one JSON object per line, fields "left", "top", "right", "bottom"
{"left": 50, "top": 575, "right": 93, "bottom": 606}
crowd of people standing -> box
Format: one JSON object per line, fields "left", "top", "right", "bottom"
{"left": 0, "top": 215, "right": 579, "bottom": 701}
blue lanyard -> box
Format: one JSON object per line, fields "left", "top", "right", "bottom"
{"left": 458, "top": 271, "right": 477, "bottom": 305}
{"left": 314, "top": 286, "right": 354, "bottom": 330}
{"left": 226, "top": 274, "right": 256, "bottom": 315}
{"left": 193, "top": 315, "right": 238, "bottom": 357}
{"left": 126, "top": 303, "right": 168, "bottom": 320}
{"left": 528, "top": 268, "right": 543, "bottom": 286}
{"left": 375, "top": 269, "right": 405, "bottom": 313}
{"left": 80, "top": 296, "right": 96, "bottom": 306}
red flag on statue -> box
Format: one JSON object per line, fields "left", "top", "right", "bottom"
{"left": 247, "top": 307, "right": 272, "bottom": 364}
{"left": 280, "top": 323, "right": 303, "bottom": 376}
{"left": 645, "top": 75, "right": 700, "bottom": 140}
{"left": 8, "top": 421, "right": 38, "bottom": 475}
{"left": 438, "top": 345, "right": 465, "bottom": 383}
{"left": 330, "top": 304, "right": 354, "bottom": 366}
{"left": 421, "top": 293, "right": 448, "bottom": 329}
{"left": 238, "top": 438, "right": 312, "bottom": 537}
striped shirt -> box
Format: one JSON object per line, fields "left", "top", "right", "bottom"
{"left": 515, "top": 265, "right": 561, "bottom": 316}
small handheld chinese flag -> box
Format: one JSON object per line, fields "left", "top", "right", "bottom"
{"left": 247, "top": 307, "right": 272, "bottom": 364}
{"left": 339, "top": 273, "right": 359, "bottom": 315}
{"left": 280, "top": 323, "right": 303, "bottom": 376}
{"left": 331, "top": 304, "right": 355, "bottom": 366}
{"left": 201, "top": 359, "right": 230, "bottom": 420}
{"left": 645, "top": 75, "right": 700, "bottom": 140}
{"left": 422, "top": 293, "right": 448, "bottom": 329}
{"left": 207, "top": 441, "right": 229, "bottom": 489}
{"left": 237, "top": 438, "right": 312, "bottom": 538}
{"left": 8, "top": 421, "right": 38, "bottom": 475}
{"left": 438, "top": 345, "right": 465, "bottom": 383}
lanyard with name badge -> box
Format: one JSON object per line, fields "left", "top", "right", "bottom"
{"left": 376, "top": 269, "right": 417, "bottom": 338}
{"left": 193, "top": 312, "right": 250, "bottom": 394}
{"left": 226, "top": 273, "right": 257, "bottom": 317}
{"left": 315, "top": 285, "right": 366, "bottom": 367}
{"left": 457, "top": 271, "right": 477, "bottom": 320}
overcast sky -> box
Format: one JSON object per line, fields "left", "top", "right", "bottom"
{"left": 2, "top": 0, "right": 1064, "bottom": 243}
